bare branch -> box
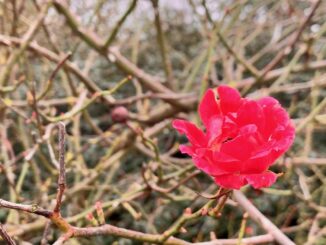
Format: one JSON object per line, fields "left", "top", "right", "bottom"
{"left": 0, "top": 2, "right": 50, "bottom": 86}
{"left": 37, "top": 52, "right": 72, "bottom": 101}
{"left": 103, "top": 0, "right": 138, "bottom": 49}
{"left": 0, "top": 223, "right": 16, "bottom": 245}
{"left": 245, "top": 0, "right": 323, "bottom": 92}
{"left": 53, "top": 122, "right": 66, "bottom": 214}
{"left": 233, "top": 190, "right": 295, "bottom": 245}
{"left": 0, "top": 199, "right": 52, "bottom": 218}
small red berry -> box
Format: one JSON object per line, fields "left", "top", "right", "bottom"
{"left": 111, "top": 106, "right": 129, "bottom": 123}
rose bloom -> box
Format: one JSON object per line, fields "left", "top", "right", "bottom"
{"left": 173, "top": 86, "right": 295, "bottom": 189}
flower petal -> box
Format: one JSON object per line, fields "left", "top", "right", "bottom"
{"left": 236, "top": 100, "right": 265, "bottom": 132}
{"left": 244, "top": 171, "right": 278, "bottom": 189}
{"left": 198, "top": 89, "right": 220, "bottom": 128}
{"left": 206, "top": 115, "right": 223, "bottom": 146}
{"left": 219, "top": 117, "right": 239, "bottom": 142}
{"left": 272, "top": 124, "right": 295, "bottom": 152}
{"left": 220, "top": 126, "right": 260, "bottom": 161}
{"left": 214, "top": 174, "right": 247, "bottom": 189}
{"left": 241, "top": 149, "right": 273, "bottom": 174}
{"left": 172, "top": 119, "right": 206, "bottom": 146}
{"left": 258, "top": 96, "right": 278, "bottom": 108}
{"left": 213, "top": 151, "right": 243, "bottom": 173}
{"left": 179, "top": 145, "right": 195, "bottom": 156}
{"left": 194, "top": 149, "right": 228, "bottom": 176}
{"left": 258, "top": 96, "right": 292, "bottom": 139}
{"left": 217, "top": 85, "right": 242, "bottom": 113}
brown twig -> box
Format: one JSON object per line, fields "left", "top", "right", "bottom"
{"left": 103, "top": 0, "right": 138, "bottom": 49}
{"left": 40, "top": 221, "right": 52, "bottom": 245}
{"left": 0, "top": 199, "right": 52, "bottom": 218}
{"left": 193, "top": 234, "right": 274, "bottom": 244}
{"left": 247, "top": 0, "right": 322, "bottom": 91}
{"left": 0, "top": 2, "right": 50, "bottom": 86}
{"left": 0, "top": 223, "right": 16, "bottom": 245}
{"left": 53, "top": 0, "right": 190, "bottom": 110}
{"left": 37, "top": 52, "right": 72, "bottom": 101}
{"left": 142, "top": 166, "right": 201, "bottom": 194}
{"left": 71, "top": 225, "right": 190, "bottom": 245}
{"left": 0, "top": 35, "right": 114, "bottom": 103}
{"left": 233, "top": 190, "right": 295, "bottom": 245}
{"left": 196, "top": 188, "right": 232, "bottom": 200}
{"left": 151, "top": 0, "right": 175, "bottom": 89}
{"left": 53, "top": 122, "right": 66, "bottom": 214}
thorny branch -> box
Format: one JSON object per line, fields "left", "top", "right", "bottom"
{"left": 0, "top": 0, "right": 325, "bottom": 244}
{"left": 0, "top": 223, "right": 16, "bottom": 245}
{"left": 53, "top": 122, "right": 66, "bottom": 214}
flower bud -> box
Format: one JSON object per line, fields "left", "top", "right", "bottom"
{"left": 26, "top": 91, "right": 34, "bottom": 105}
{"left": 95, "top": 201, "right": 105, "bottom": 225}
{"left": 180, "top": 227, "right": 187, "bottom": 233}
{"left": 111, "top": 106, "right": 129, "bottom": 123}
{"left": 184, "top": 207, "right": 192, "bottom": 215}
{"left": 86, "top": 212, "right": 99, "bottom": 226}
{"left": 245, "top": 226, "right": 254, "bottom": 235}
{"left": 201, "top": 207, "right": 208, "bottom": 216}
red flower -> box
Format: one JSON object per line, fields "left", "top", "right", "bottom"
{"left": 172, "top": 85, "right": 295, "bottom": 189}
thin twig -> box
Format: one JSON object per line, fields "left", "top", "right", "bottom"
{"left": 151, "top": 0, "right": 175, "bottom": 89}
{"left": 233, "top": 190, "right": 295, "bottom": 245}
{"left": 40, "top": 221, "right": 52, "bottom": 245}
{"left": 0, "top": 199, "right": 52, "bottom": 218}
{"left": 244, "top": 0, "right": 322, "bottom": 93}
{"left": 103, "top": 0, "right": 137, "bottom": 49}
{"left": 0, "top": 2, "right": 50, "bottom": 86}
{"left": 0, "top": 223, "right": 16, "bottom": 245}
{"left": 37, "top": 52, "right": 72, "bottom": 101}
{"left": 53, "top": 122, "right": 66, "bottom": 214}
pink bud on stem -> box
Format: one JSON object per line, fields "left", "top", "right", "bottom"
{"left": 95, "top": 201, "right": 105, "bottom": 225}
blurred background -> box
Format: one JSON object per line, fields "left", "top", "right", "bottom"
{"left": 0, "top": 0, "right": 325, "bottom": 244}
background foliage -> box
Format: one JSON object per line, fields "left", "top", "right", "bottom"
{"left": 0, "top": 0, "right": 326, "bottom": 244}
